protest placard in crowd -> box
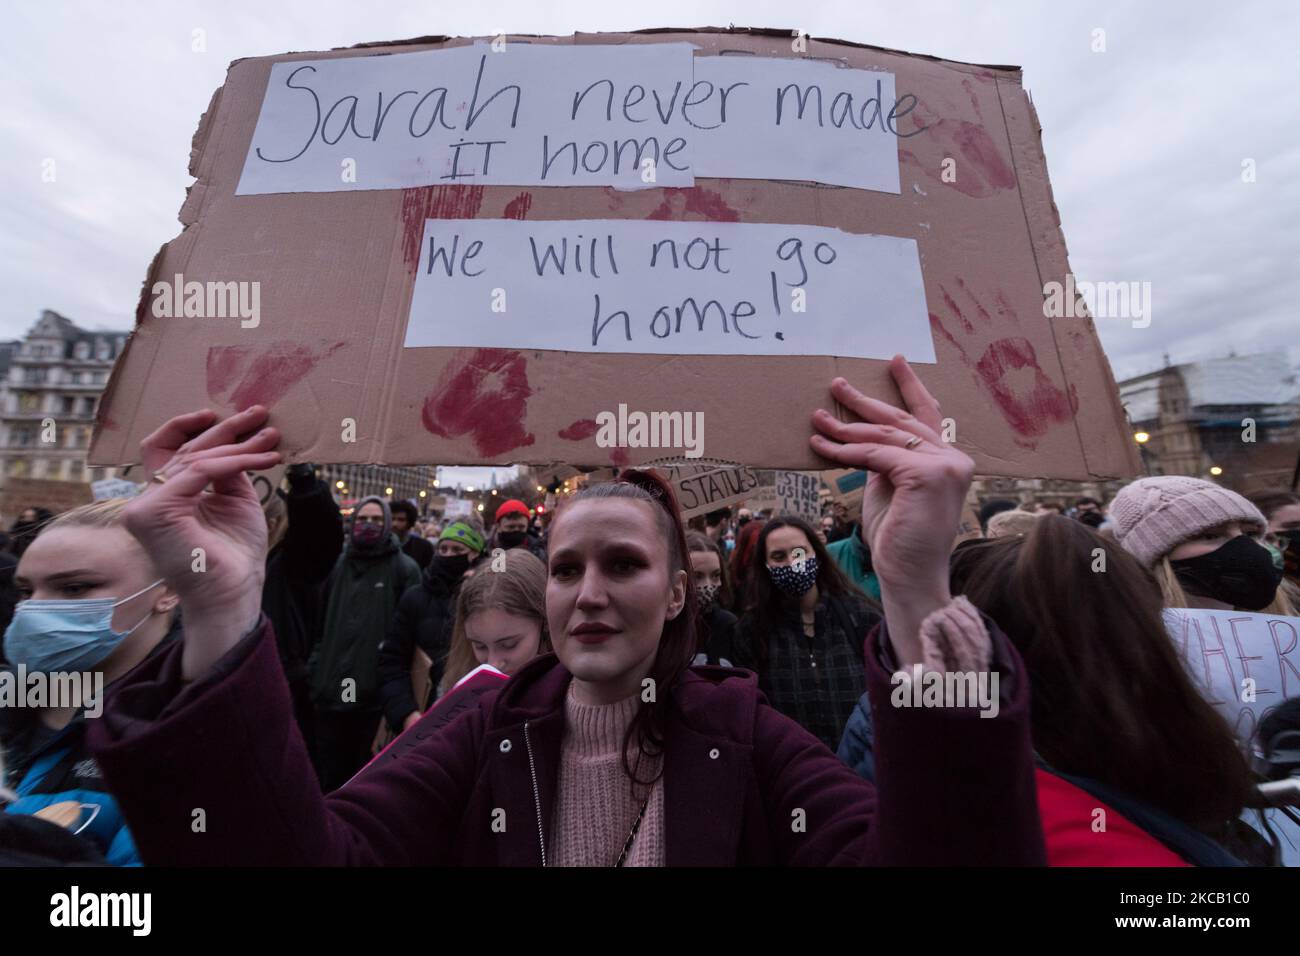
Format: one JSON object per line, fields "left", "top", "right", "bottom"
{"left": 652, "top": 461, "right": 761, "bottom": 519}
{"left": 1164, "top": 607, "right": 1300, "bottom": 744}
{"left": 89, "top": 28, "right": 1138, "bottom": 481}
{"left": 775, "top": 470, "right": 821, "bottom": 521}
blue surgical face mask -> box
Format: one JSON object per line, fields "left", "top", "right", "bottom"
{"left": 2, "top": 579, "right": 166, "bottom": 674}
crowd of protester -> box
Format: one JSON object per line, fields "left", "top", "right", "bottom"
{"left": 1, "top": 362, "right": 1299, "bottom": 865}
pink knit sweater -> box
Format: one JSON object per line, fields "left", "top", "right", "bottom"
{"left": 550, "top": 684, "right": 665, "bottom": 867}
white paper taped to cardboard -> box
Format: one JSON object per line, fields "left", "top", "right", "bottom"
{"left": 402, "top": 218, "right": 933, "bottom": 360}
{"left": 236, "top": 43, "right": 903, "bottom": 194}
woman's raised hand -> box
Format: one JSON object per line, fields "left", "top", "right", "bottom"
{"left": 810, "top": 355, "right": 975, "bottom": 665}
{"left": 123, "top": 406, "right": 282, "bottom": 679}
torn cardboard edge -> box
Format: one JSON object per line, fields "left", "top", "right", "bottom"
{"left": 90, "top": 28, "right": 1141, "bottom": 483}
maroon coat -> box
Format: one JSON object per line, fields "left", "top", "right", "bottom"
{"left": 87, "top": 617, "right": 1045, "bottom": 866}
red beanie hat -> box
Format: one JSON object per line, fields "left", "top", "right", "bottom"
{"left": 496, "top": 499, "right": 530, "bottom": 519}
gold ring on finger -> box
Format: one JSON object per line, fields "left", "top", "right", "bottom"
{"left": 151, "top": 471, "right": 169, "bottom": 484}
{"left": 903, "top": 435, "right": 923, "bottom": 450}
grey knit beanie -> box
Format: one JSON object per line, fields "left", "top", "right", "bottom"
{"left": 1109, "top": 476, "right": 1266, "bottom": 568}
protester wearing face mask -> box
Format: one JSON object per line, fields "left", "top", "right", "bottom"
{"left": 840, "top": 516, "right": 1263, "bottom": 865}
{"left": 490, "top": 500, "right": 547, "bottom": 563}
{"left": 378, "top": 521, "right": 485, "bottom": 735}
{"left": 84, "top": 361, "right": 1046, "bottom": 867}
{"left": 309, "top": 497, "right": 421, "bottom": 791}
{"left": 0, "top": 498, "right": 180, "bottom": 866}
{"left": 436, "top": 549, "right": 550, "bottom": 697}
{"left": 685, "top": 532, "right": 737, "bottom": 667}
{"left": 1109, "top": 477, "right": 1289, "bottom": 615}
{"left": 1247, "top": 491, "right": 1300, "bottom": 611}
{"left": 732, "top": 516, "right": 882, "bottom": 750}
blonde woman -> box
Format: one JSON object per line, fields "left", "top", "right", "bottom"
{"left": 436, "top": 549, "right": 550, "bottom": 698}
{"left": 1, "top": 498, "right": 180, "bottom": 866}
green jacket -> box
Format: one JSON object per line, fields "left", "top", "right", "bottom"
{"left": 825, "top": 531, "right": 881, "bottom": 602}
{"left": 310, "top": 534, "right": 421, "bottom": 713}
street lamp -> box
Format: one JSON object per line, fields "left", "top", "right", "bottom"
{"left": 385, "top": 487, "right": 393, "bottom": 496}
{"left": 335, "top": 480, "right": 345, "bottom": 489}
{"left": 1210, "top": 466, "right": 1223, "bottom": 477}
{"left": 1132, "top": 431, "right": 1156, "bottom": 476}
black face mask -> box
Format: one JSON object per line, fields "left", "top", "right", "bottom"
{"left": 1170, "top": 535, "right": 1283, "bottom": 611}
{"left": 431, "top": 552, "right": 471, "bottom": 581}
{"left": 497, "top": 530, "right": 527, "bottom": 549}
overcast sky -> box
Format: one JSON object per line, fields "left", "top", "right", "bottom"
{"left": 3, "top": 0, "right": 1296, "bottom": 425}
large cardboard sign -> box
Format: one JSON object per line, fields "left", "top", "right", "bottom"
{"left": 90, "top": 29, "right": 1139, "bottom": 480}
{"left": 1164, "top": 608, "right": 1300, "bottom": 744}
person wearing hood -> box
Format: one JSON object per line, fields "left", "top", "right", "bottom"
{"left": 490, "top": 499, "right": 546, "bottom": 563}
{"left": 378, "top": 521, "right": 485, "bottom": 735}
{"left": 309, "top": 496, "right": 421, "bottom": 791}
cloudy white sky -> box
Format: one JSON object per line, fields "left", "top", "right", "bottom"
{"left": 3, "top": 1, "right": 1296, "bottom": 431}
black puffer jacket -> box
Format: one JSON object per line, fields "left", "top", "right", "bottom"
{"left": 376, "top": 558, "right": 463, "bottom": 732}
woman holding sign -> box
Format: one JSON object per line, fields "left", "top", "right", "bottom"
{"left": 83, "top": 358, "right": 1045, "bottom": 866}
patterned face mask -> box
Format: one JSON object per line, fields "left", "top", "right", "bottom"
{"left": 767, "top": 556, "right": 819, "bottom": 597}
{"left": 696, "top": 583, "right": 721, "bottom": 613}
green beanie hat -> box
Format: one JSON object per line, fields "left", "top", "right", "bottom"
{"left": 439, "top": 521, "right": 486, "bottom": 553}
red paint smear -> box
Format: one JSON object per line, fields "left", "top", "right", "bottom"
{"left": 503, "top": 191, "right": 533, "bottom": 220}
{"left": 929, "top": 313, "right": 966, "bottom": 357}
{"left": 974, "top": 337, "right": 1074, "bottom": 447}
{"left": 955, "top": 278, "right": 993, "bottom": 324}
{"left": 646, "top": 187, "right": 740, "bottom": 222}
{"left": 961, "top": 78, "right": 983, "bottom": 120}
{"left": 206, "top": 347, "right": 245, "bottom": 396}
{"left": 206, "top": 342, "right": 344, "bottom": 411}
{"left": 421, "top": 348, "right": 536, "bottom": 457}
{"left": 939, "top": 287, "right": 975, "bottom": 334}
{"left": 399, "top": 185, "right": 487, "bottom": 273}
{"left": 899, "top": 100, "right": 1015, "bottom": 199}
{"left": 100, "top": 415, "right": 119, "bottom": 431}
{"left": 559, "top": 418, "right": 598, "bottom": 440}
{"left": 993, "top": 289, "right": 1019, "bottom": 324}
{"left": 610, "top": 446, "right": 630, "bottom": 467}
